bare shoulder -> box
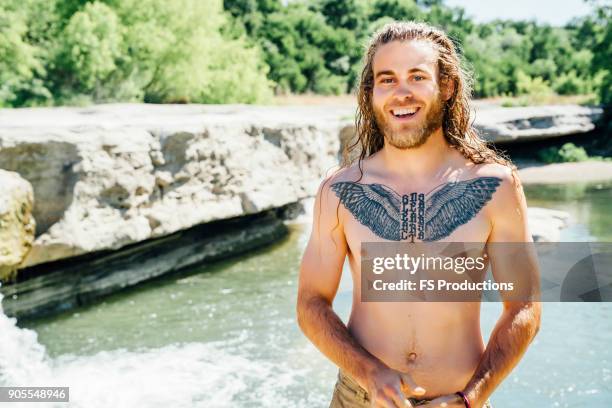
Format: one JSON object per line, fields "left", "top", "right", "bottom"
{"left": 470, "top": 162, "right": 516, "bottom": 182}
{"left": 472, "top": 162, "right": 527, "bottom": 218}
{"left": 472, "top": 162, "right": 523, "bottom": 192}
{"left": 472, "top": 163, "right": 532, "bottom": 240}
{"left": 318, "top": 163, "right": 363, "bottom": 195}
{"left": 312, "top": 165, "right": 354, "bottom": 217}
{"left": 327, "top": 162, "right": 365, "bottom": 183}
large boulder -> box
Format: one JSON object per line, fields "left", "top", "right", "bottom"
{"left": 474, "top": 105, "right": 603, "bottom": 143}
{"left": 0, "top": 104, "right": 343, "bottom": 267}
{"left": 518, "top": 161, "right": 612, "bottom": 184}
{"left": 0, "top": 170, "right": 35, "bottom": 281}
{"left": 338, "top": 104, "right": 603, "bottom": 157}
{"left": 527, "top": 207, "right": 570, "bottom": 242}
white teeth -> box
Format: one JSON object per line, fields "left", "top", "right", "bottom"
{"left": 392, "top": 107, "right": 418, "bottom": 116}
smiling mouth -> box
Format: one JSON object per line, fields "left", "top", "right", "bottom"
{"left": 390, "top": 107, "right": 420, "bottom": 118}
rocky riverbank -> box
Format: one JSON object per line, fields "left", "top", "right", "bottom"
{"left": 0, "top": 210, "right": 289, "bottom": 319}
{"left": 0, "top": 170, "right": 35, "bottom": 281}
{"left": 0, "top": 103, "right": 602, "bottom": 317}
{"left": 0, "top": 104, "right": 343, "bottom": 269}
{"left": 518, "top": 160, "right": 612, "bottom": 184}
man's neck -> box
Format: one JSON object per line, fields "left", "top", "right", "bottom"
{"left": 377, "top": 127, "right": 456, "bottom": 181}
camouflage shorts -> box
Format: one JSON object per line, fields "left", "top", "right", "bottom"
{"left": 329, "top": 370, "right": 492, "bottom": 408}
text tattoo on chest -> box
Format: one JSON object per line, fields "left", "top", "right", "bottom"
{"left": 331, "top": 177, "right": 502, "bottom": 242}
{"left": 401, "top": 192, "right": 426, "bottom": 241}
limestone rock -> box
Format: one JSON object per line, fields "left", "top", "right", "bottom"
{"left": 0, "top": 104, "right": 343, "bottom": 267}
{"left": 473, "top": 105, "right": 603, "bottom": 143}
{"left": 337, "top": 104, "right": 603, "bottom": 156}
{"left": 518, "top": 161, "right": 612, "bottom": 184}
{"left": 527, "top": 207, "right": 570, "bottom": 242}
{"left": 0, "top": 170, "right": 35, "bottom": 281}
{"left": 0, "top": 210, "right": 287, "bottom": 319}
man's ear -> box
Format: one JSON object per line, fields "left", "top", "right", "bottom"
{"left": 441, "top": 76, "right": 455, "bottom": 101}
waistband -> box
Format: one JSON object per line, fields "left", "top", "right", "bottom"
{"left": 337, "top": 369, "right": 493, "bottom": 407}
{"left": 338, "top": 369, "right": 430, "bottom": 406}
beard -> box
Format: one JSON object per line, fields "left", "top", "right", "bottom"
{"left": 373, "top": 93, "right": 445, "bottom": 149}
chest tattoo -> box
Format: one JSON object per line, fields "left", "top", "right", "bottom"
{"left": 331, "top": 177, "right": 502, "bottom": 242}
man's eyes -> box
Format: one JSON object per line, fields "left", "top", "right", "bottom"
{"left": 379, "top": 75, "right": 426, "bottom": 84}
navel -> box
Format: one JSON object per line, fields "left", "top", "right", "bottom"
{"left": 406, "top": 352, "right": 418, "bottom": 364}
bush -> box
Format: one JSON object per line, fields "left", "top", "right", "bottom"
{"left": 0, "top": 5, "right": 50, "bottom": 106}
{"left": 55, "top": 2, "right": 122, "bottom": 95}
{"left": 110, "top": 0, "right": 274, "bottom": 104}
{"left": 553, "top": 70, "right": 591, "bottom": 95}
{"left": 538, "top": 143, "right": 589, "bottom": 163}
{"left": 516, "top": 70, "right": 553, "bottom": 95}
{"left": 0, "top": 0, "right": 273, "bottom": 106}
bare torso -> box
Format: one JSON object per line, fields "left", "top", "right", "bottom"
{"left": 334, "top": 155, "right": 504, "bottom": 398}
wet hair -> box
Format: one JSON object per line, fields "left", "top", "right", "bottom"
{"left": 343, "top": 20, "right": 514, "bottom": 173}
{"left": 318, "top": 21, "right": 517, "bottom": 245}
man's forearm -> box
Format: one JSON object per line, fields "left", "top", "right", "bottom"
{"left": 297, "top": 295, "right": 383, "bottom": 384}
{"left": 463, "top": 302, "right": 541, "bottom": 407}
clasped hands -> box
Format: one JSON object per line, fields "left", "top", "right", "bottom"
{"left": 360, "top": 364, "right": 467, "bottom": 408}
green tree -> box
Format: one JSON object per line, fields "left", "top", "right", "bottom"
{"left": 0, "top": 1, "right": 53, "bottom": 106}
{"left": 316, "top": 0, "right": 368, "bottom": 32}
{"left": 256, "top": 2, "right": 359, "bottom": 94}
{"left": 0, "top": 0, "right": 273, "bottom": 106}
{"left": 54, "top": 2, "right": 122, "bottom": 97}
{"left": 112, "top": 0, "right": 273, "bottom": 103}
{"left": 369, "top": 0, "right": 423, "bottom": 22}
{"left": 590, "top": 4, "right": 611, "bottom": 109}
{"left": 2, "top": 0, "right": 607, "bottom": 106}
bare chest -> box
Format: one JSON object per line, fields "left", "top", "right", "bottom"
{"left": 331, "top": 177, "right": 500, "bottom": 257}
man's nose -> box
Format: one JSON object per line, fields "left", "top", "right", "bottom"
{"left": 394, "top": 80, "right": 414, "bottom": 98}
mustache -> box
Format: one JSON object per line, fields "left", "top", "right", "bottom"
{"left": 386, "top": 100, "right": 423, "bottom": 109}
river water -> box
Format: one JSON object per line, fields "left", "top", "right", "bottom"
{"left": 1, "top": 182, "right": 611, "bottom": 407}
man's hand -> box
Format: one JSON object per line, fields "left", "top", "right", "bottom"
{"left": 357, "top": 363, "right": 426, "bottom": 408}
{"left": 417, "top": 393, "right": 465, "bottom": 408}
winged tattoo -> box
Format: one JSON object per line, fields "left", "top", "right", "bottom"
{"left": 331, "top": 177, "right": 502, "bottom": 242}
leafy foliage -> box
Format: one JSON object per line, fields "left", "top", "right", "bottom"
{"left": 0, "top": 0, "right": 609, "bottom": 108}
{"left": 538, "top": 143, "right": 590, "bottom": 163}
{"left": 0, "top": 0, "right": 272, "bottom": 106}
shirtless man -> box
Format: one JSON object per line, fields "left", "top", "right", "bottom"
{"left": 296, "top": 22, "right": 541, "bottom": 408}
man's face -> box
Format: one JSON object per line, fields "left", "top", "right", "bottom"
{"left": 371, "top": 40, "right": 446, "bottom": 149}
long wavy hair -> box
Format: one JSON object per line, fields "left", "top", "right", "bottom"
{"left": 343, "top": 21, "right": 514, "bottom": 172}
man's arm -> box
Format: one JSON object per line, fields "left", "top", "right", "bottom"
{"left": 422, "top": 169, "right": 541, "bottom": 408}
{"left": 296, "top": 177, "right": 375, "bottom": 381}
{"left": 462, "top": 170, "right": 542, "bottom": 407}
{"left": 296, "top": 176, "right": 425, "bottom": 408}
